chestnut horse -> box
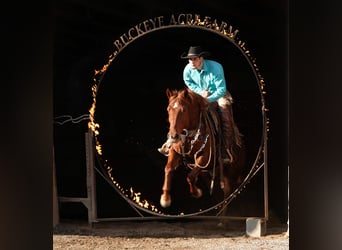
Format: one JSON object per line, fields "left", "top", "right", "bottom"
{"left": 160, "top": 88, "right": 245, "bottom": 212}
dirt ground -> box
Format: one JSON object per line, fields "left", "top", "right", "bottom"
{"left": 53, "top": 216, "right": 289, "bottom": 250}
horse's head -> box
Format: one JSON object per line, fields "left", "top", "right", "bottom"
{"left": 165, "top": 88, "right": 207, "bottom": 143}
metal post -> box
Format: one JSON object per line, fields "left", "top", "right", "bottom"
{"left": 58, "top": 129, "right": 97, "bottom": 226}
{"left": 53, "top": 146, "right": 59, "bottom": 227}
{"left": 85, "top": 128, "right": 98, "bottom": 224}
{"left": 245, "top": 122, "right": 269, "bottom": 237}
{"left": 263, "top": 124, "right": 269, "bottom": 222}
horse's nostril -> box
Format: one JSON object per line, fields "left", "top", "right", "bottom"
{"left": 171, "top": 134, "right": 179, "bottom": 140}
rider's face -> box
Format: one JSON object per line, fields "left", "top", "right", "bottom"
{"left": 188, "top": 56, "right": 203, "bottom": 70}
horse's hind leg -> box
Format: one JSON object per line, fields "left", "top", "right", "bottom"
{"left": 186, "top": 167, "right": 202, "bottom": 198}
{"left": 215, "top": 175, "right": 231, "bottom": 228}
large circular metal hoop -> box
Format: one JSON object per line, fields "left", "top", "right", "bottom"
{"left": 88, "top": 14, "right": 269, "bottom": 217}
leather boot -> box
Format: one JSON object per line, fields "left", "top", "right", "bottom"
{"left": 218, "top": 104, "right": 241, "bottom": 163}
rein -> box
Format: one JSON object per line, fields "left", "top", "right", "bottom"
{"left": 171, "top": 110, "right": 216, "bottom": 170}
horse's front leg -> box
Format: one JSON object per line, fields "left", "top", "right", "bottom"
{"left": 160, "top": 152, "right": 181, "bottom": 208}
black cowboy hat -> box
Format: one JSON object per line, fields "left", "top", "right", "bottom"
{"left": 180, "top": 46, "right": 210, "bottom": 59}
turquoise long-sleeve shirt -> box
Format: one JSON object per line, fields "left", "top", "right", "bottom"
{"left": 183, "top": 59, "right": 227, "bottom": 103}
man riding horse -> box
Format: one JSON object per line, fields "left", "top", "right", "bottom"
{"left": 158, "top": 46, "right": 242, "bottom": 163}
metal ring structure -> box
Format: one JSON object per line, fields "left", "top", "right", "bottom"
{"left": 88, "top": 13, "right": 269, "bottom": 218}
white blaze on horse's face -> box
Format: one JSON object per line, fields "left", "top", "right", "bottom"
{"left": 168, "top": 100, "right": 182, "bottom": 140}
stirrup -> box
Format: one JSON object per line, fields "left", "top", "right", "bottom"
{"left": 222, "top": 158, "right": 232, "bottom": 164}
{"left": 221, "top": 148, "right": 233, "bottom": 163}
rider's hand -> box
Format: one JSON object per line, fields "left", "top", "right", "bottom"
{"left": 202, "top": 90, "right": 210, "bottom": 98}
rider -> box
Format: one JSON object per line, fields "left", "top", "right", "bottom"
{"left": 158, "top": 45, "right": 241, "bottom": 163}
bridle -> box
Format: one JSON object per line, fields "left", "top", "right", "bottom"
{"left": 170, "top": 111, "right": 217, "bottom": 170}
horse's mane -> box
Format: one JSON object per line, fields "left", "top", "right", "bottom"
{"left": 168, "top": 88, "right": 209, "bottom": 111}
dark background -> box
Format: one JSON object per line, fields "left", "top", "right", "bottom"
{"left": 53, "top": 0, "right": 288, "bottom": 221}
{"left": 3, "top": 0, "right": 342, "bottom": 249}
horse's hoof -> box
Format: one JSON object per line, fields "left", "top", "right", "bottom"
{"left": 192, "top": 188, "right": 202, "bottom": 198}
{"left": 197, "top": 188, "right": 202, "bottom": 197}
{"left": 160, "top": 197, "right": 171, "bottom": 208}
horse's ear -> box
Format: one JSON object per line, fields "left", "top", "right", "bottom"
{"left": 184, "top": 87, "right": 189, "bottom": 96}
{"left": 166, "top": 88, "right": 172, "bottom": 98}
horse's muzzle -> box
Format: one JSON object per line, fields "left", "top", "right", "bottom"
{"left": 170, "top": 133, "right": 179, "bottom": 141}
{"left": 170, "top": 129, "right": 188, "bottom": 143}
